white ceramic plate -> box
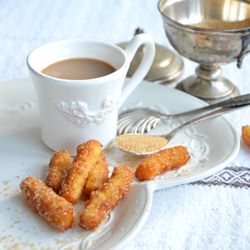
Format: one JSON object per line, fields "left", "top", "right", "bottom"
{"left": 0, "top": 79, "right": 239, "bottom": 250}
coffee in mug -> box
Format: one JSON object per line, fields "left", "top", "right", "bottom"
{"left": 42, "top": 58, "right": 116, "bottom": 80}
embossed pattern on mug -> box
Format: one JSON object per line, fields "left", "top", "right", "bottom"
{"left": 56, "top": 95, "right": 118, "bottom": 127}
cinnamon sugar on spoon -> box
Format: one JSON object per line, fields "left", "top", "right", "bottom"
{"left": 115, "top": 134, "right": 168, "bottom": 155}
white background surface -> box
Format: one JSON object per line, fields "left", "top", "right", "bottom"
{"left": 1, "top": 1, "right": 250, "bottom": 249}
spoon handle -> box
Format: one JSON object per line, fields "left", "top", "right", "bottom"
{"left": 161, "top": 93, "right": 250, "bottom": 120}
{"left": 166, "top": 100, "right": 250, "bottom": 141}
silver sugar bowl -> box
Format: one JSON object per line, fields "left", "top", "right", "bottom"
{"left": 158, "top": 0, "right": 250, "bottom": 102}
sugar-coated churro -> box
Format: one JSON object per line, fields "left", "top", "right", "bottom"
{"left": 242, "top": 125, "right": 250, "bottom": 147}
{"left": 46, "top": 150, "right": 72, "bottom": 193}
{"left": 79, "top": 166, "right": 133, "bottom": 230}
{"left": 20, "top": 177, "right": 74, "bottom": 231}
{"left": 60, "top": 140, "right": 102, "bottom": 204}
{"left": 83, "top": 153, "right": 109, "bottom": 198}
{"left": 135, "top": 146, "right": 190, "bottom": 181}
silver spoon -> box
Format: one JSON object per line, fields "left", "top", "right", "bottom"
{"left": 118, "top": 93, "right": 250, "bottom": 135}
{"left": 114, "top": 101, "right": 249, "bottom": 156}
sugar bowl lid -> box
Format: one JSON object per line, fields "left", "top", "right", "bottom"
{"left": 118, "top": 28, "right": 184, "bottom": 84}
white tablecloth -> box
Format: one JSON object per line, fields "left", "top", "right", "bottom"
{"left": 1, "top": 1, "right": 250, "bottom": 249}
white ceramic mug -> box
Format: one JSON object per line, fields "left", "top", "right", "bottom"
{"left": 27, "top": 35, "right": 155, "bottom": 154}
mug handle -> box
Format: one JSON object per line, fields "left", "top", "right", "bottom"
{"left": 118, "top": 33, "right": 155, "bottom": 107}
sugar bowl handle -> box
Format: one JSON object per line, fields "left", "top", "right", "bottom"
{"left": 237, "top": 33, "right": 250, "bottom": 68}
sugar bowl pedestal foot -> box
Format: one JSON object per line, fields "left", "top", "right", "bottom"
{"left": 176, "top": 64, "right": 240, "bottom": 103}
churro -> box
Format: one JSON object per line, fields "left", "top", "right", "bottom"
{"left": 135, "top": 146, "right": 190, "bottom": 181}
{"left": 83, "top": 153, "right": 109, "bottom": 198}
{"left": 46, "top": 150, "right": 72, "bottom": 193}
{"left": 20, "top": 177, "right": 74, "bottom": 231}
{"left": 242, "top": 125, "right": 250, "bottom": 147}
{"left": 60, "top": 140, "right": 102, "bottom": 204}
{"left": 79, "top": 166, "right": 133, "bottom": 230}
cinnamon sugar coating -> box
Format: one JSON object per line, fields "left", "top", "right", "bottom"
{"left": 20, "top": 177, "right": 74, "bottom": 231}
{"left": 79, "top": 166, "right": 133, "bottom": 230}
{"left": 242, "top": 125, "right": 250, "bottom": 147}
{"left": 135, "top": 146, "right": 190, "bottom": 181}
{"left": 83, "top": 153, "right": 109, "bottom": 198}
{"left": 46, "top": 150, "right": 72, "bottom": 193}
{"left": 60, "top": 140, "right": 102, "bottom": 204}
